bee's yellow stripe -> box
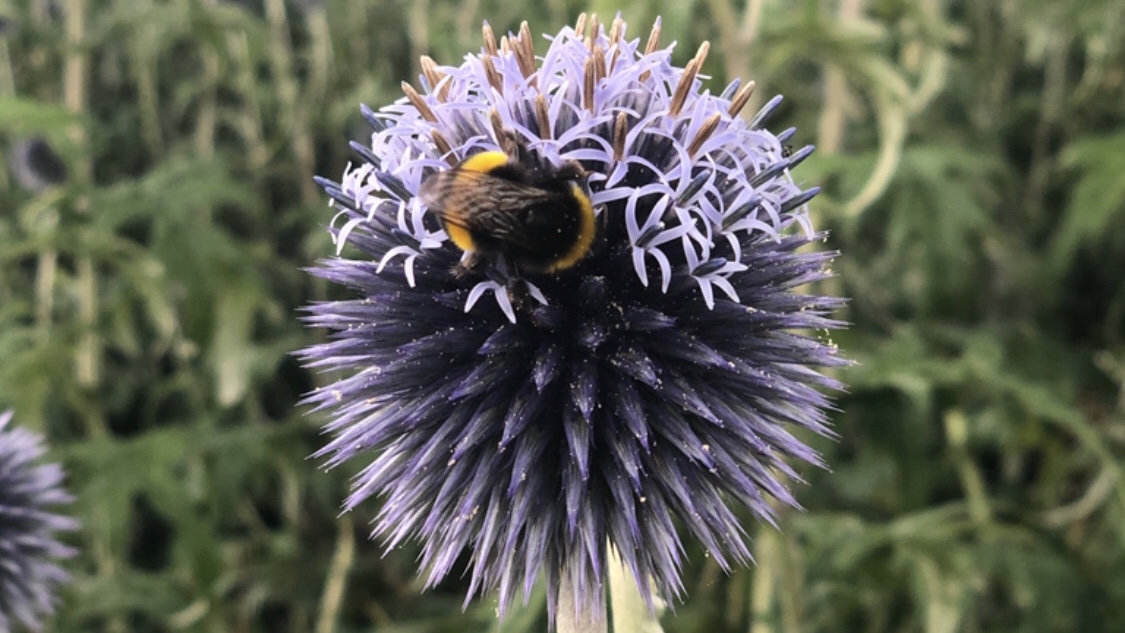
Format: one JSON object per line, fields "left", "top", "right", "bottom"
{"left": 444, "top": 151, "right": 510, "bottom": 256}
{"left": 459, "top": 151, "right": 510, "bottom": 174}
{"left": 440, "top": 152, "right": 512, "bottom": 252}
{"left": 548, "top": 184, "right": 596, "bottom": 272}
{"left": 444, "top": 221, "right": 476, "bottom": 252}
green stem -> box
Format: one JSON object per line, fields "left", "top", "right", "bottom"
{"left": 817, "top": 0, "right": 863, "bottom": 155}
{"left": 264, "top": 0, "right": 317, "bottom": 205}
{"left": 195, "top": 0, "right": 220, "bottom": 157}
{"left": 750, "top": 528, "right": 779, "bottom": 633}
{"left": 944, "top": 409, "right": 992, "bottom": 524}
{"left": 0, "top": 35, "right": 14, "bottom": 99}
{"left": 64, "top": 0, "right": 103, "bottom": 394}
{"left": 608, "top": 546, "right": 665, "bottom": 633}
{"left": 557, "top": 572, "right": 607, "bottom": 633}
{"left": 315, "top": 516, "right": 355, "bottom": 633}
{"left": 229, "top": 31, "right": 268, "bottom": 171}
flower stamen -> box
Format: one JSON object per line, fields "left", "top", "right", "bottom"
{"left": 638, "top": 18, "right": 663, "bottom": 83}
{"left": 610, "top": 16, "right": 624, "bottom": 43}
{"left": 644, "top": 17, "right": 661, "bottom": 55}
{"left": 608, "top": 44, "right": 622, "bottom": 75}
{"left": 535, "top": 94, "right": 552, "bottom": 140}
{"left": 489, "top": 108, "right": 516, "bottom": 154}
{"left": 401, "top": 81, "right": 437, "bottom": 123}
{"left": 516, "top": 22, "right": 538, "bottom": 86}
{"left": 687, "top": 112, "right": 723, "bottom": 158}
{"left": 613, "top": 112, "right": 628, "bottom": 162}
{"left": 670, "top": 42, "right": 709, "bottom": 117}
{"left": 593, "top": 45, "right": 607, "bottom": 83}
{"left": 420, "top": 56, "right": 450, "bottom": 102}
{"left": 482, "top": 21, "right": 498, "bottom": 56}
{"left": 728, "top": 80, "right": 756, "bottom": 118}
{"left": 584, "top": 56, "right": 596, "bottom": 112}
{"left": 482, "top": 55, "right": 503, "bottom": 95}
{"left": 431, "top": 130, "right": 455, "bottom": 164}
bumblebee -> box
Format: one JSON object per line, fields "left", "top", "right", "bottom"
{"left": 418, "top": 149, "right": 596, "bottom": 274}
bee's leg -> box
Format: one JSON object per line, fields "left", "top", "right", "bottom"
{"left": 504, "top": 276, "right": 531, "bottom": 313}
{"left": 504, "top": 274, "right": 556, "bottom": 326}
{"left": 451, "top": 252, "right": 484, "bottom": 279}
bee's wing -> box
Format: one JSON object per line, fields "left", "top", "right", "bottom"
{"left": 419, "top": 170, "right": 558, "bottom": 242}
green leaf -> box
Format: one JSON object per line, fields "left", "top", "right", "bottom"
{"left": 1049, "top": 131, "right": 1125, "bottom": 270}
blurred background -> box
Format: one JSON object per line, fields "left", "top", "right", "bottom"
{"left": 1, "top": 0, "right": 1124, "bottom": 631}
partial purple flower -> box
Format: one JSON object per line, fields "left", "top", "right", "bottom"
{"left": 8, "top": 138, "right": 68, "bottom": 193}
{"left": 0, "top": 410, "right": 78, "bottom": 632}
{"left": 301, "top": 15, "right": 847, "bottom": 619}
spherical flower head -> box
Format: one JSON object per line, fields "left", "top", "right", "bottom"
{"left": 0, "top": 411, "right": 78, "bottom": 632}
{"left": 302, "top": 15, "right": 847, "bottom": 619}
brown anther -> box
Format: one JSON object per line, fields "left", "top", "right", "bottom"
{"left": 482, "top": 22, "right": 498, "bottom": 57}
{"left": 482, "top": 55, "right": 503, "bottom": 95}
{"left": 516, "top": 21, "right": 538, "bottom": 85}
{"left": 488, "top": 109, "right": 516, "bottom": 155}
{"left": 583, "top": 56, "right": 596, "bottom": 113}
{"left": 589, "top": 14, "right": 600, "bottom": 44}
{"left": 435, "top": 77, "right": 451, "bottom": 102}
{"left": 419, "top": 56, "right": 450, "bottom": 102}
{"left": 402, "top": 81, "right": 437, "bottom": 122}
{"left": 612, "top": 111, "right": 628, "bottom": 161}
{"left": 610, "top": 17, "right": 624, "bottom": 43}
{"left": 638, "top": 19, "right": 663, "bottom": 82}
{"left": 499, "top": 131, "right": 518, "bottom": 156}
{"left": 593, "top": 45, "right": 607, "bottom": 83}
{"left": 693, "top": 41, "right": 711, "bottom": 71}
{"left": 431, "top": 130, "right": 455, "bottom": 164}
{"left": 668, "top": 58, "right": 698, "bottom": 117}
{"left": 500, "top": 35, "right": 511, "bottom": 54}
{"left": 575, "top": 13, "right": 587, "bottom": 39}
{"left": 728, "top": 80, "right": 756, "bottom": 117}
{"left": 535, "top": 94, "right": 551, "bottom": 140}
{"left": 644, "top": 19, "right": 662, "bottom": 55}
{"left": 667, "top": 44, "right": 709, "bottom": 116}
{"left": 489, "top": 108, "right": 504, "bottom": 138}
{"left": 687, "top": 112, "right": 722, "bottom": 157}
{"left": 609, "top": 44, "right": 621, "bottom": 74}
{"left": 420, "top": 56, "right": 439, "bottom": 87}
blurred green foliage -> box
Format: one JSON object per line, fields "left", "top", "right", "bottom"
{"left": 1, "top": 0, "right": 1123, "bottom": 631}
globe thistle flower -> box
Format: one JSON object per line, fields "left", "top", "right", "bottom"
{"left": 0, "top": 410, "right": 78, "bottom": 632}
{"left": 302, "top": 15, "right": 846, "bottom": 620}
